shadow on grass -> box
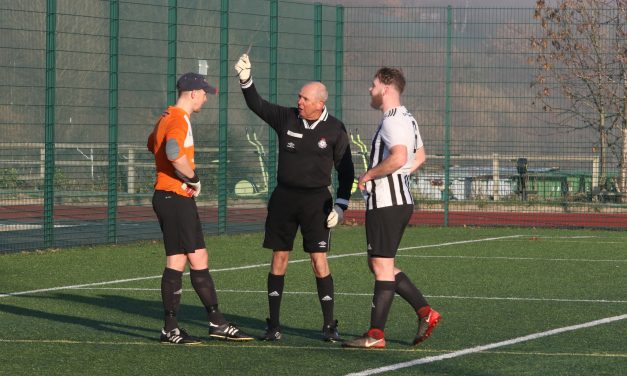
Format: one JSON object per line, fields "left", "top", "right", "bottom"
{"left": 0, "top": 293, "right": 158, "bottom": 340}
{"left": 1, "top": 292, "right": 420, "bottom": 346}
{"left": 0, "top": 292, "right": 330, "bottom": 343}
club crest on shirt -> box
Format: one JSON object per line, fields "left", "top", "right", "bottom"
{"left": 318, "top": 138, "right": 327, "bottom": 149}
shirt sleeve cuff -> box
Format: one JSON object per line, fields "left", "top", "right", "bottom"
{"left": 335, "top": 198, "right": 349, "bottom": 211}
{"left": 240, "top": 77, "right": 253, "bottom": 89}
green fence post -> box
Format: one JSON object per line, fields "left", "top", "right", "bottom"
{"left": 267, "top": 0, "right": 278, "bottom": 196}
{"left": 44, "top": 0, "right": 56, "bottom": 248}
{"left": 218, "top": 0, "right": 229, "bottom": 234}
{"left": 443, "top": 6, "right": 453, "bottom": 227}
{"left": 330, "top": 5, "right": 343, "bottom": 193}
{"left": 314, "top": 3, "right": 322, "bottom": 81}
{"left": 107, "top": 0, "right": 119, "bottom": 243}
{"left": 334, "top": 6, "right": 343, "bottom": 120}
{"left": 167, "top": 0, "right": 177, "bottom": 105}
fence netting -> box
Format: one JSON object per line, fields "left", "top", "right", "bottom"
{"left": 1, "top": 0, "right": 625, "bottom": 252}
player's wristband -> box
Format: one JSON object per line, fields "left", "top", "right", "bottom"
{"left": 335, "top": 203, "right": 348, "bottom": 211}
{"left": 187, "top": 173, "right": 199, "bottom": 184}
{"left": 240, "top": 77, "right": 253, "bottom": 89}
{"left": 175, "top": 170, "right": 199, "bottom": 184}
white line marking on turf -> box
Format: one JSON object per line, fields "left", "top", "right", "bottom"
{"left": 345, "top": 314, "right": 627, "bottom": 376}
{"left": 0, "top": 338, "right": 625, "bottom": 360}
{"left": 1, "top": 338, "right": 624, "bottom": 359}
{"left": 67, "top": 288, "right": 627, "bottom": 304}
{"left": 0, "top": 235, "right": 519, "bottom": 298}
{"left": 397, "top": 255, "right": 627, "bottom": 262}
{"left": 425, "top": 295, "right": 627, "bottom": 304}
{"left": 398, "top": 235, "right": 523, "bottom": 251}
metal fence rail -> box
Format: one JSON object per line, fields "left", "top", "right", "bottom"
{"left": 1, "top": 0, "right": 625, "bottom": 252}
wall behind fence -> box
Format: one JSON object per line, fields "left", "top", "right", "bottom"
{"left": 1, "top": 0, "right": 625, "bottom": 252}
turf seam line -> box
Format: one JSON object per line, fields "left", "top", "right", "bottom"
{"left": 345, "top": 314, "right": 627, "bottom": 376}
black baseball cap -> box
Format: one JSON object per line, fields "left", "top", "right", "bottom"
{"left": 177, "top": 72, "right": 218, "bottom": 95}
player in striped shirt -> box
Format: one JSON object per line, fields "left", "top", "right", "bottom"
{"left": 343, "top": 67, "right": 441, "bottom": 349}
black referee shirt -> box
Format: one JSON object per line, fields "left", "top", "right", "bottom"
{"left": 241, "top": 80, "right": 354, "bottom": 205}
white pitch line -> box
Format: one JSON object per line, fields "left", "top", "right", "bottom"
{"left": 0, "top": 275, "right": 162, "bottom": 298}
{"left": 69, "top": 287, "right": 627, "bottom": 304}
{"left": 397, "top": 255, "right": 627, "bottom": 262}
{"left": 398, "top": 235, "right": 523, "bottom": 251}
{"left": 426, "top": 295, "right": 627, "bottom": 304}
{"left": 345, "top": 314, "right": 627, "bottom": 376}
{"left": 0, "top": 235, "right": 518, "bottom": 298}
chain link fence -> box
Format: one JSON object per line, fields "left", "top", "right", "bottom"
{"left": 1, "top": 0, "right": 625, "bottom": 252}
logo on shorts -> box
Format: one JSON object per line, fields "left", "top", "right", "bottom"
{"left": 286, "top": 142, "right": 295, "bottom": 149}
{"left": 318, "top": 138, "right": 327, "bottom": 149}
{"left": 367, "top": 243, "right": 372, "bottom": 250}
{"left": 318, "top": 241, "right": 327, "bottom": 248}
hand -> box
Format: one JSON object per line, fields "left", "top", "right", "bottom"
{"left": 234, "top": 54, "right": 251, "bottom": 82}
{"left": 326, "top": 204, "right": 344, "bottom": 228}
{"left": 182, "top": 181, "right": 201, "bottom": 198}
{"left": 358, "top": 173, "right": 372, "bottom": 201}
{"left": 358, "top": 172, "right": 369, "bottom": 191}
{"left": 175, "top": 170, "right": 201, "bottom": 198}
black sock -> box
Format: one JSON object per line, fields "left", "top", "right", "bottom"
{"left": 267, "top": 273, "right": 285, "bottom": 328}
{"left": 395, "top": 272, "right": 429, "bottom": 312}
{"left": 316, "top": 274, "right": 334, "bottom": 326}
{"left": 370, "top": 280, "right": 396, "bottom": 331}
{"left": 161, "top": 267, "right": 183, "bottom": 331}
{"left": 190, "top": 268, "right": 226, "bottom": 325}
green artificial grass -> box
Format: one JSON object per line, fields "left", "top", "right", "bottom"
{"left": 1, "top": 226, "right": 625, "bottom": 375}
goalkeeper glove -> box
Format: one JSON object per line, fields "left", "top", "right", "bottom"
{"left": 182, "top": 181, "right": 201, "bottom": 198}
{"left": 326, "top": 204, "right": 345, "bottom": 228}
{"left": 234, "top": 54, "right": 251, "bottom": 83}
{"left": 175, "top": 170, "right": 201, "bottom": 198}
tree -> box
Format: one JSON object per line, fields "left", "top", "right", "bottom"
{"left": 531, "top": 0, "right": 626, "bottom": 200}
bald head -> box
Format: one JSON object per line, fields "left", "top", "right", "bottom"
{"left": 303, "top": 81, "right": 328, "bottom": 102}
{"left": 297, "top": 81, "right": 328, "bottom": 120}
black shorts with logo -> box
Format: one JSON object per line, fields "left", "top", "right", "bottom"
{"left": 365, "top": 204, "right": 413, "bottom": 258}
{"left": 263, "top": 184, "right": 333, "bottom": 252}
{"left": 152, "top": 190, "right": 205, "bottom": 255}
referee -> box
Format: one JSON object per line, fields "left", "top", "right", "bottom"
{"left": 234, "top": 54, "right": 355, "bottom": 342}
{"left": 343, "top": 67, "right": 441, "bottom": 349}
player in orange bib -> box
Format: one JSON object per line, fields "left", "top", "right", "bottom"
{"left": 148, "top": 72, "right": 253, "bottom": 344}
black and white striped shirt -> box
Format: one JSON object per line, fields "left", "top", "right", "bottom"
{"left": 364, "top": 106, "right": 423, "bottom": 210}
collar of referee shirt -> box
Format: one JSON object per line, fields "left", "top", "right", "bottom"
{"left": 299, "top": 106, "right": 329, "bottom": 130}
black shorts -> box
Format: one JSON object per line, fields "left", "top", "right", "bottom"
{"left": 263, "top": 184, "right": 333, "bottom": 252}
{"left": 152, "top": 190, "right": 205, "bottom": 255}
{"left": 365, "top": 204, "right": 413, "bottom": 258}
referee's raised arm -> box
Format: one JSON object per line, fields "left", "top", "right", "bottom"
{"left": 235, "top": 54, "right": 288, "bottom": 131}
